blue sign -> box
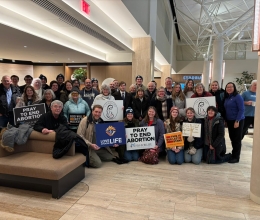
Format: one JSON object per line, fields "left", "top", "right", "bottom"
{"left": 95, "top": 122, "right": 126, "bottom": 147}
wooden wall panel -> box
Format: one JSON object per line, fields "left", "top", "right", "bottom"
{"left": 0, "top": 63, "right": 33, "bottom": 86}
{"left": 91, "top": 65, "right": 132, "bottom": 88}
{"left": 33, "top": 66, "right": 65, "bottom": 82}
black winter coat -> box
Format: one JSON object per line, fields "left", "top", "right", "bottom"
{"left": 132, "top": 97, "right": 150, "bottom": 120}
{"left": 150, "top": 96, "right": 173, "bottom": 121}
{"left": 204, "top": 115, "right": 226, "bottom": 160}
{"left": 0, "top": 84, "right": 20, "bottom": 116}
{"left": 33, "top": 111, "right": 68, "bottom": 132}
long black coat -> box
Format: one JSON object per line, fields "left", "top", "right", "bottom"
{"left": 132, "top": 97, "right": 150, "bottom": 120}
{"left": 205, "top": 115, "right": 226, "bottom": 159}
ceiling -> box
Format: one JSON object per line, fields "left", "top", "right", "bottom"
{"left": 0, "top": 23, "right": 104, "bottom": 63}
{"left": 174, "top": 0, "right": 255, "bottom": 59}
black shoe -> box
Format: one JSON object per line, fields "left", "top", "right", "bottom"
{"left": 228, "top": 158, "right": 239, "bottom": 163}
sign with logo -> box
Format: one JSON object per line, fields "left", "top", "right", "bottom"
{"left": 186, "top": 97, "right": 216, "bottom": 118}
{"left": 94, "top": 100, "right": 123, "bottom": 121}
{"left": 182, "top": 123, "right": 201, "bottom": 137}
{"left": 95, "top": 122, "right": 126, "bottom": 147}
{"left": 164, "top": 132, "right": 184, "bottom": 148}
{"left": 13, "top": 103, "right": 46, "bottom": 126}
{"left": 69, "top": 114, "right": 86, "bottom": 125}
{"left": 125, "top": 127, "right": 156, "bottom": 150}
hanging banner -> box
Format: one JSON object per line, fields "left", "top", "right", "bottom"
{"left": 164, "top": 131, "right": 184, "bottom": 148}
{"left": 95, "top": 122, "right": 126, "bottom": 147}
{"left": 125, "top": 127, "right": 156, "bottom": 150}
{"left": 94, "top": 100, "right": 123, "bottom": 121}
{"left": 13, "top": 103, "right": 46, "bottom": 126}
{"left": 186, "top": 97, "right": 216, "bottom": 118}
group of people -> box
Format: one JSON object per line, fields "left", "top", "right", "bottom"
{"left": 0, "top": 73, "right": 256, "bottom": 167}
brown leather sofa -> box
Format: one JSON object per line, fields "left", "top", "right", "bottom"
{"left": 0, "top": 131, "right": 85, "bottom": 198}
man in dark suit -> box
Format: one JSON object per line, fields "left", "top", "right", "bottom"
{"left": 113, "top": 81, "right": 133, "bottom": 116}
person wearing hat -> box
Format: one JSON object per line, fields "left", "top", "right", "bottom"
{"left": 117, "top": 107, "right": 140, "bottom": 161}
{"left": 135, "top": 75, "right": 147, "bottom": 91}
{"left": 63, "top": 87, "right": 91, "bottom": 132}
{"left": 91, "top": 78, "right": 100, "bottom": 92}
{"left": 56, "top": 73, "right": 65, "bottom": 92}
{"left": 20, "top": 75, "right": 33, "bottom": 94}
{"left": 39, "top": 74, "right": 50, "bottom": 90}
{"left": 164, "top": 107, "right": 184, "bottom": 165}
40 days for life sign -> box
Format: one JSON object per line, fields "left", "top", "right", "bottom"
{"left": 125, "top": 127, "right": 156, "bottom": 150}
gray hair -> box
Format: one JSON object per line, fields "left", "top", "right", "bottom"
{"left": 156, "top": 86, "right": 166, "bottom": 95}
{"left": 251, "top": 80, "right": 257, "bottom": 85}
{"left": 50, "top": 100, "right": 63, "bottom": 108}
{"left": 129, "top": 84, "right": 137, "bottom": 89}
{"left": 43, "top": 89, "right": 56, "bottom": 100}
{"left": 195, "top": 82, "right": 205, "bottom": 91}
{"left": 32, "top": 78, "right": 42, "bottom": 87}
{"left": 101, "top": 84, "right": 111, "bottom": 94}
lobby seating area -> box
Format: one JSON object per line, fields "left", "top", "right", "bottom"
{"left": 0, "top": 129, "right": 258, "bottom": 220}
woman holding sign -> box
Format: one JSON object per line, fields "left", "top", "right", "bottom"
{"left": 165, "top": 107, "right": 184, "bottom": 165}
{"left": 63, "top": 87, "right": 91, "bottom": 132}
{"left": 183, "top": 107, "right": 204, "bottom": 165}
{"left": 139, "top": 106, "right": 165, "bottom": 164}
{"left": 16, "top": 86, "right": 40, "bottom": 107}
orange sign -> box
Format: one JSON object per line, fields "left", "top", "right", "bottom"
{"left": 164, "top": 132, "right": 184, "bottom": 148}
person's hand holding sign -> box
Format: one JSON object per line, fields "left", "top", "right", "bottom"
{"left": 172, "top": 148, "right": 180, "bottom": 153}
{"left": 90, "top": 143, "right": 100, "bottom": 150}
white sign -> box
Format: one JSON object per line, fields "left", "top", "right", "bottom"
{"left": 94, "top": 100, "right": 123, "bottom": 121}
{"left": 125, "top": 127, "right": 156, "bottom": 150}
{"left": 186, "top": 97, "right": 216, "bottom": 118}
{"left": 182, "top": 123, "right": 201, "bottom": 137}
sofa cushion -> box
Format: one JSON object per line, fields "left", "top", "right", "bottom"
{"left": 0, "top": 152, "right": 85, "bottom": 180}
{"left": 29, "top": 131, "right": 55, "bottom": 141}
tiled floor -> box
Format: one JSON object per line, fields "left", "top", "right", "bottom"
{"left": 0, "top": 129, "right": 259, "bottom": 220}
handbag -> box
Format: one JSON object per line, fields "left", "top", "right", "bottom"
{"left": 139, "top": 148, "right": 159, "bottom": 164}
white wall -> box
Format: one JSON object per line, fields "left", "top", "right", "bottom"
{"left": 176, "top": 59, "right": 258, "bottom": 87}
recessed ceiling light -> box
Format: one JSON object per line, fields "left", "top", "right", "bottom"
{"left": 38, "top": 61, "right": 41, "bottom": 62}
{"left": 12, "top": 60, "right": 15, "bottom": 62}
{"left": 72, "top": 61, "right": 74, "bottom": 62}
{"left": 56, "top": 61, "right": 58, "bottom": 62}
{"left": 24, "top": 46, "right": 27, "bottom": 48}
{"left": 0, "top": 58, "right": 3, "bottom": 61}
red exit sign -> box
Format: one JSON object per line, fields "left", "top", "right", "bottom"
{"left": 81, "top": 0, "right": 90, "bottom": 15}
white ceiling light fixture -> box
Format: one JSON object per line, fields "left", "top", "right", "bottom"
{"left": 24, "top": 46, "right": 27, "bottom": 48}
{"left": 12, "top": 60, "right": 15, "bottom": 62}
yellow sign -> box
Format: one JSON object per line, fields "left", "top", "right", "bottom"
{"left": 164, "top": 131, "right": 184, "bottom": 148}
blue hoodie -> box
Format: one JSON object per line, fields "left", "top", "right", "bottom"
{"left": 224, "top": 93, "right": 245, "bottom": 121}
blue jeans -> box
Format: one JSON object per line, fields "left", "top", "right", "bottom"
{"left": 184, "top": 148, "right": 203, "bottom": 165}
{"left": 124, "top": 150, "right": 139, "bottom": 161}
{"left": 0, "top": 114, "right": 14, "bottom": 129}
{"left": 167, "top": 149, "right": 184, "bottom": 165}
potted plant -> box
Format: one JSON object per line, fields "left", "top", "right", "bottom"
{"left": 72, "top": 68, "right": 87, "bottom": 82}
{"left": 234, "top": 71, "right": 254, "bottom": 93}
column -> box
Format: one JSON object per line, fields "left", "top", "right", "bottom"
{"left": 161, "top": 65, "right": 171, "bottom": 87}
{"left": 212, "top": 37, "right": 224, "bottom": 85}
{"left": 132, "top": 37, "right": 155, "bottom": 87}
{"left": 250, "top": 53, "right": 260, "bottom": 204}
{"left": 202, "top": 60, "right": 210, "bottom": 90}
